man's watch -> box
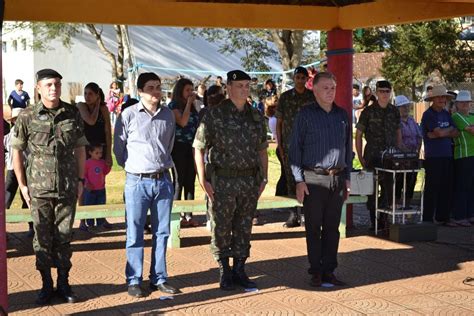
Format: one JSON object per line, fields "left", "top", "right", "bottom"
{"left": 78, "top": 178, "right": 85, "bottom": 184}
{"left": 262, "top": 178, "right": 268, "bottom": 184}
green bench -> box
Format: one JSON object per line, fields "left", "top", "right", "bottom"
{"left": 6, "top": 195, "right": 366, "bottom": 248}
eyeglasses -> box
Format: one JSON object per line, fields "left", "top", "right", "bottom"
{"left": 377, "top": 89, "right": 391, "bottom": 94}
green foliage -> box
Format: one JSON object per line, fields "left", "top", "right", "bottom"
{"left": 381, "top": 19, "right": 473, "bottom": 98}
{"left": 353, "top": 27, "right": 390, "bottom": 53}
{"left": 184, "top": 28, "right": 278, "bottom": 72}
{"left": 5, "top": 22, "right": 82, "bottom": 52}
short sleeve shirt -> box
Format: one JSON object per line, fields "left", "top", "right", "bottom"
{"left": 275, "top": 88, "right": 314, "bottom": 148}
{"left": 168, "top": 100, "right": 199, "bottom": 144}
{"left": 193, "top": 99, "right": 268, "bottom": 170}
{"left": 421, "top": 107, "right": 454, "bottom": 158}
{"left": 8, "top": 90, "right": 30, "bottom": 108}
{"left": 11, "top": 100, "right": 88, "bottom": 197}
{"left": 452, "top": 112, "right": 474, "bottom": 159}
{"left": 356, "top": 102, "right": 401, "bottom": 161}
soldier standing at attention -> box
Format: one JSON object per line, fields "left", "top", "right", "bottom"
{"left": 276, "top": 66, "right": 315, "bottom": 228}
{"left": 12, "top": 69, "right": 87, "bottom": 305}
{"left": 193, "top": 70, "right": 268, "bottom": 291}
{"left": 355, "top": 80, "right": 402, "bottom": 231}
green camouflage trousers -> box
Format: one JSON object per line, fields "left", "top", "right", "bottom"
{"left": 30, "top": 196, "right": 77, "bottom": 270}
{"left": 209, "top": 176, "right": 259, "bottom": 260}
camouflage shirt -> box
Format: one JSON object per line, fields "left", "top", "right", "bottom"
{"left": 193, "top": 99, "right": 268, "bottom": 170}
{"left": 356, "top": 101, "right": 401, "bottom": 161}
{"left": 275, "top": 88, "right": 314, "bottom": 149}
{"left": 11, "top": 100, "right": 88, "bottom": 198}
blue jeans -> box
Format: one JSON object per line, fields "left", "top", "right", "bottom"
{"left": 124, "top": 172, "right": 174, "bottom": 286}
{"left": 83, "top": 188, "right": 107, "bottom": 226}
{"left": 453, "top": 157, "right": 474, "bottom": 220}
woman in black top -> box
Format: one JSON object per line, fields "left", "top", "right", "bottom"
{"left": 76, "top": 82, "right": 113, "bottom": 230}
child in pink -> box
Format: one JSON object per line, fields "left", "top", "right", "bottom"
{"left": 79, "top": 144, "right": 112, "bottom": 231}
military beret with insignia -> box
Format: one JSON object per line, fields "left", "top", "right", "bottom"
{"left": 36, "top": 68, "right": 63, "bottom": 82}
{"left": 227, "top": 70, "right": 251, "bottom": 83}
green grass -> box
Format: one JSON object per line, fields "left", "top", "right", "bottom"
{"left": 8, "top": 148, "right": 425, "bottom": 208}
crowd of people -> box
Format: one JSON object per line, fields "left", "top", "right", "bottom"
{"left": 4, "top": 65, "right": 473, "bottom": 304}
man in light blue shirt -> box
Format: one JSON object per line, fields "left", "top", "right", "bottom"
{"left": 114, "top": 72, "right": 180, "bottom": 297}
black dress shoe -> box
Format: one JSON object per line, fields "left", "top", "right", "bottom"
{"left": 309, "top": 274, "right": 322, "bottom": 287}
{"left": 149, "top": 282, "right": 180, "bottom": 294}
{"left": 128, "top": 284, "right": 146, "bottom": 297}
{"left": 322, "top": 272, "right": 346, "bottom": 286}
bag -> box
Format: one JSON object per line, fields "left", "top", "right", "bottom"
{"left": 350, "top": 170, "right": 374, "bottom": 195}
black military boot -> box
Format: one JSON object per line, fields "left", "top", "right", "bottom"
{"left": 283, "top": 208, "right": 299, "bottom": 228}
{"left": 217, "top": 257, "right": 235, "bottom": 291}
{"left": 232, "top": 258, "right": 257, "bottom": 289}
{"left": 56, "top": 269, "right": 78, "bottom": 303}
{"left": 36, "top": 269, "right": 54, "bottom": 305}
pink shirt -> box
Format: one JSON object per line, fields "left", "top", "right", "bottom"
{"left": 84, "top": 159, "right": 111, "bottom": 190}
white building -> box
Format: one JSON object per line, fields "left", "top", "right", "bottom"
{"left": 3, "top": 24, "right": 284, "bottom": 104}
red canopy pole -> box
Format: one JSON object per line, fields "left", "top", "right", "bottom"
{"left": 326, "top": 28, "right": 354, "bottom": 229}
{"left": 0, "top": 0, "right": 8, "bottom": 313}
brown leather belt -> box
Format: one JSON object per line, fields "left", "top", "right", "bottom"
{"left": 130, "top": 170, "right": 169, "bottom": 179}
{"left": 305, "top": 167, "right": 344, "bottom": 176}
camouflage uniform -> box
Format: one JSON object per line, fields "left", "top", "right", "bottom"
{"left": 355, "top": 101, "right": 401, "bottom": 225}
{"left": 11, "top": 100, "right": 88, "bottom": 270}
{"left": 193, "top": 99, "right": 268, "bottom": 260}
{"left": 275, "top": 88, "right": 314, "bottom": 195}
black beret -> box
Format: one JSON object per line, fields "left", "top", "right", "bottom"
{"left": 376, "top": 80, "right": 392, "bottom": 90}
{"left": 36, "top": 68, "right": 62, "bottom": 82}
{"left": 227, "top": 70, "right": 251, "bottom": 83}
{"left": 293, "top": 66, "right": 308, "bottom": 77}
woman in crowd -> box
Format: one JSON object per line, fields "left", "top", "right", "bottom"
{"left": 169, "top": 78, "right": 200, "bottom": 227}
{"left": 451, "top": 90, "right": 474, "bottom": 226}
{"left": 394, "top": 95, "right": 422, "bottom": 209}
{"left": 77, "top": 82, "right": 113, "bottom": 230}
{"left": 355, "top": 86, "right": 376, "bottom": 121}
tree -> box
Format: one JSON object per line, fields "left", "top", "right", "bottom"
{"left": 353, "top": 27, "right": 390, "bottom": 53}
{"left": 184, "top": 28, "right": 321, "bottom": 89}
{"left": 381, "top": 19, "right": 473, "bottom": 99}
{"left": 5, "top": 22, "right": 137, "bottom": 94}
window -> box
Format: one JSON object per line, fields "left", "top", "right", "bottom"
{"left": 2, "top": 42, "right": 6, "bottom": 53}
{"left": 21, "top": 38, "right": 27, "bottom": 50}
{"left": 12, "top": 40, "right": 17, "bottom": 51}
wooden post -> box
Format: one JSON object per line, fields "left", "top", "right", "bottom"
{"left": 0, "top": 0, "right": 9, "bottom": 312}
{"left": 326, "top": 28, "right": 354, "bottom": 232}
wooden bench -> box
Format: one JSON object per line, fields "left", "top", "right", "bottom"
{"left": 6, "top": 195, "right": 366, "bottom": 248}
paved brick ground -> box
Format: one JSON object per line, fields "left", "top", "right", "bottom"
{"left": 5, "top": 206, "right": 474, "bottom": 315}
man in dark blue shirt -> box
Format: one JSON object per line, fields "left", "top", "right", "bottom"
{"left": 8, "top": 79, "right": 30, "bottom": 109}
{"left": 289, "top": 72, "right": 352, "bottom": 287}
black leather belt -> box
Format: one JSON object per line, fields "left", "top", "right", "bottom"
{"left": 305, "top": 167, "right": 344, "bottom": 176}
{"left": 130, "top": 170, "right": 169, "bottom": 179}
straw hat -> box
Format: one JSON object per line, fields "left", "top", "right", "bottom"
{"left": 424, "top": 85, "right": 454, "bottom": 101}
{"left": 394, "top": 95, "right": 413, "bottom": 107}
{"left": 454, "top": 90, "right": 472, "bottom": 102}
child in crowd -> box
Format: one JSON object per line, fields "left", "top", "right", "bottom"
{"left": 8, "top": 79, "right": 30, "bottom": 109}
{"left": 79, "top": 144, "right": 112, "bottom": 231}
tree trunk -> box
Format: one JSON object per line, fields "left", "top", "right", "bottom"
{"left": 120, "top": 25, "right": 137, "bottom": 97}
{"left": 85, "top": 24, "right": 118, "bottom": 84}
{"left": 114, "top": 25, "right": 125, "bottom": 88}
{"left": 270, "top": 30, "right": 304, "bottom": 92}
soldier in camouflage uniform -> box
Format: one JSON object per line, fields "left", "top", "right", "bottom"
{"left": 193, "top": 70, "right": 268, "bottom": 291}
{"left": 276, "top": 66, "right": 315, "bottom": 227}
{"left": 355, "top": 80, "right": 402, "bottom": 230}
{"left": 12, "top": 69, "right": 87, "bottom": 305}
